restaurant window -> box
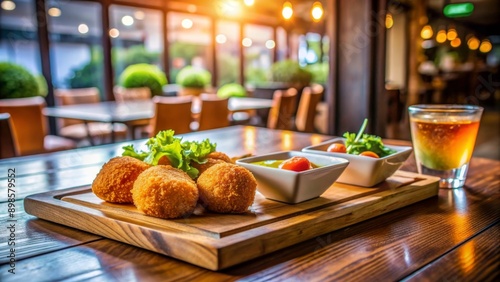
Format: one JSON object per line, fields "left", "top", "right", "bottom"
{"left": 0, "top": 0, "right": 42, "bottom": 78}
{"left": 167, "top": 12, "right": 212, "bottom": 84}
{"left": 215, "top": 20, "right": 240, "bottom": 86}
{"left": 301, "top": 32, "right": 329, "bottom": 85}
{"left": 109, "top": 5, "right": 164, "bottom": 83}
{"left": 243, "top": 24, "right": 274, "bottom": 85}
{"left": 277, "top": 27, "right": 287, "bottom": 61}
{"left": 46, "top": 0, "right": 105, "bottom": 98}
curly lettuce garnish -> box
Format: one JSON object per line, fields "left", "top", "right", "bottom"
{"left": 343, "top": 118, "right": 396, "bottom": 157}
{"left": 122, "top": 130, "right": 216, "bottom": 179}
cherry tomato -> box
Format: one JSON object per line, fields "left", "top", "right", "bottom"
{"left": 279, "top": 156, "right": 312, "bottom": 172}
{"left": 360, "top": 151, "right": 379, "bottom": 158}
{"left": 327, "top": 143, "right": 347, "bottom": 153}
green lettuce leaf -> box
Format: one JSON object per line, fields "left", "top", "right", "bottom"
{"left": 343, "top": 119, "right": 396, "bottom": 157}
{"left": 122, "top": 129, "right": 217, "bottom": 179}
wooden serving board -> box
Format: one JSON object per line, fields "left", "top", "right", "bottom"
{"left": 24, "top": 170, "right": 439, "bottom": 271}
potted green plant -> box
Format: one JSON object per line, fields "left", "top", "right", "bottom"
{"left": 118, "top": 63, "right": 167, "bottom": 96}
{"left": 216, "top": 83, "right": 247, "bottom": 99}
{"left": 175, "top": 66, "right": 211, "bottom": 96}
{"left": 271, "top": 59, "right": 313, "bottom": 91}
{"left": 0, "top": 62, "right": 40, "bottom": 99}
{"left": 249, "top": 60, "right": 313, "bottom": 99}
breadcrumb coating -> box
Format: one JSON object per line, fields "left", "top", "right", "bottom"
{"left": 132, "top": 165, "right": 199, "bottom": 219}
{"left": 197, "top": 163, "right": 257, "bottom": 213}
{"left": 92, "top": 156, "right": 150, "bottom": 203}
{"left": 191, "top": 158, "right": 226, "bottom": 178}
{"left": 207, "top": 151, "right": 232, "bottom": 163}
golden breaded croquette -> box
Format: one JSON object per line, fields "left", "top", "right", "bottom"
{"left": 207, "top": 151, "right": 232, "bottom": 163}
{"left": 191, "top": 151, "right": 232, "bottom": 178}
{"left": 92, "top": 156, "right": 150, "bottom": 203}
{"left": 157, "top": 155, "right": 172, "bottom": 166}
{"left": 197, "top": 163, "right": 257, "bottom": 213}
{"left": 191, "top": 158, "right": 226, "bottom": 178}
{"left": 132, "top": 165, "right": 199, "bottom": 219}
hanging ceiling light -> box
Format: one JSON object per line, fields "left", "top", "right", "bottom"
{"left": 385, "top": 13, "right": 393, "bottom": 29}
{"left": 282, "top": 1, "right": 293, "bottom": 20}
{"left": 311, "top": 2, "right": 323, "bottom": 21}
{"left": 243, "top": 0, "right": 255, "bottom": 6}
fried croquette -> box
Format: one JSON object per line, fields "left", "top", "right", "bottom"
{"left": 158, "top": 155, "right": 172, "bottom": 166}
{"left": 207, "top": 151, "right": 232, "bottom": 163}
{"left": 132, "top": 165, "right": 199, "bottom": 219}
{"left": 92, "top": 156, "right": 150, "bottom": 203}
{"left": 190, "top": 151, "right": 232, "bottom": 178}
{"left": 191, "top": 158, "right": 226, "bottom": 177}
{"left": 197, "top": 163, "right": 257, "bottom": 213}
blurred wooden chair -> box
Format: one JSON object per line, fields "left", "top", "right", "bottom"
{"left": 295, "top": 84, "right": 323, "bottom": 133}
{"left": 267, "top": 88, "right": 298, "bottom": 130}
{"left": 113, "top": 86, "right": 151, "bottom": 102}
{"left": 194, "top": 94, "right": 230, "bottom": 131}
{"left": 113, "top": 86, "right": 152, "bottom": 138}
{"left": 0, "top": 97, "right": 76, "bottom": 156}
{"left": 0, "top": 113, "right": 18, "bottom": 159}
{"left": 54, "top": 87, "right": 127, "bottom": 144}
{"left": 149, "top": 95, "right": 193, "bottom": 137}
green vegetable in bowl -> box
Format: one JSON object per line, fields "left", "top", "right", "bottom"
{"left": 343, "top": 118, "right": 396, "bottom": 158}
{"left": 122, "top": 130, "right": 216, "bottom": 179}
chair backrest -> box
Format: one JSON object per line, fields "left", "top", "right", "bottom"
{"left": 0, "top": 97, "right": 48, "bottom": 156}
{"left": 113, "top": 86, "right": 152, "bottom": 103}
{"left": 267, "top": 88, "right": 298, "bottom": 130}
{"left": 295, "top": 85, "right": 323, "bottom": 132}
{"left": 197, "top": 94, "right": 230, "bottom": 131}
{"left": 54, "top": 87, "right": 101, "bottom": 127}
{"left": 0, "top": 113, "right": 19, "bottom": 159}
{"left": 150, "top": 95, "right": 193, "bottom": 137}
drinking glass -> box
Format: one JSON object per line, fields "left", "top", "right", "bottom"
{"left": 408, "top": 104, "right": 483, "bottom": 189}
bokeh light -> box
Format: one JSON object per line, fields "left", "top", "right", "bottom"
{"left": 48, "top": 7, "right": 61, "bottom": 17}
{"left": 282, "top": 2, "right": 293, "bottom": 20}
{"left": 385, "top": 13, "right": 393, "bottom": 29}
{"left": 265, "top": 40, "right": 275, "bottom": 49}
{"left": 479, "top": 40, "right": 492, "bottom": 53}
{"left": 109, "top": 28, "right": 120, "bottom": 38}
{"left": 121, "top": 15, "right": 134, "bottom": 26}
{"left": 436, "top": 30, "right": 447, "bottom": 43}
{"left": 181, "top": 18, "right": 193, "bottom": 29}
{"left": 78, "top": 24, "right": 89, "bottom": 34}
{"left": 242, "top": 38, "right": 252, "bottom": 47}
{"left": 216, "top": 34, "right": 227, "bottom": 44}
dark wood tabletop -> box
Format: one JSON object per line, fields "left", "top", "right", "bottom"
{"left": 0, "top": 126, "right": 498, "bottom": 281}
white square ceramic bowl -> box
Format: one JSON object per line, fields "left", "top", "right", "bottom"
{"left": 235, "top": 151, "right": 349, "bottom": 204}
{"left": 302, "top": 138, "right": 412, "bottom": 187}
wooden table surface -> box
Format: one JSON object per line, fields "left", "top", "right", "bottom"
{"left": 43, "top": 97, "right": 274, "bottom": 123}
{"left": 0, "top": 126, "right": 498, "bottom": 281}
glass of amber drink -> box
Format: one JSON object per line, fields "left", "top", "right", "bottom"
{"left": 408, "top": 105, "right": 483, "bottom": 189}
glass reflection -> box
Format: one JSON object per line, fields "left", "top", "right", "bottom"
{"left": 281, "top": 131, "right": 292, "bottom": 150}
{"left": 0, "top": 0, "right": 41, "bottom": 77}
{"left": 310, "top": 134, "right": 323, "bottom": 146}
{"left": 243, "top": 126, "right": 256, "bottom": 154}
{"left": 459, "top": 240, "right": 476, "bottom": 274}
